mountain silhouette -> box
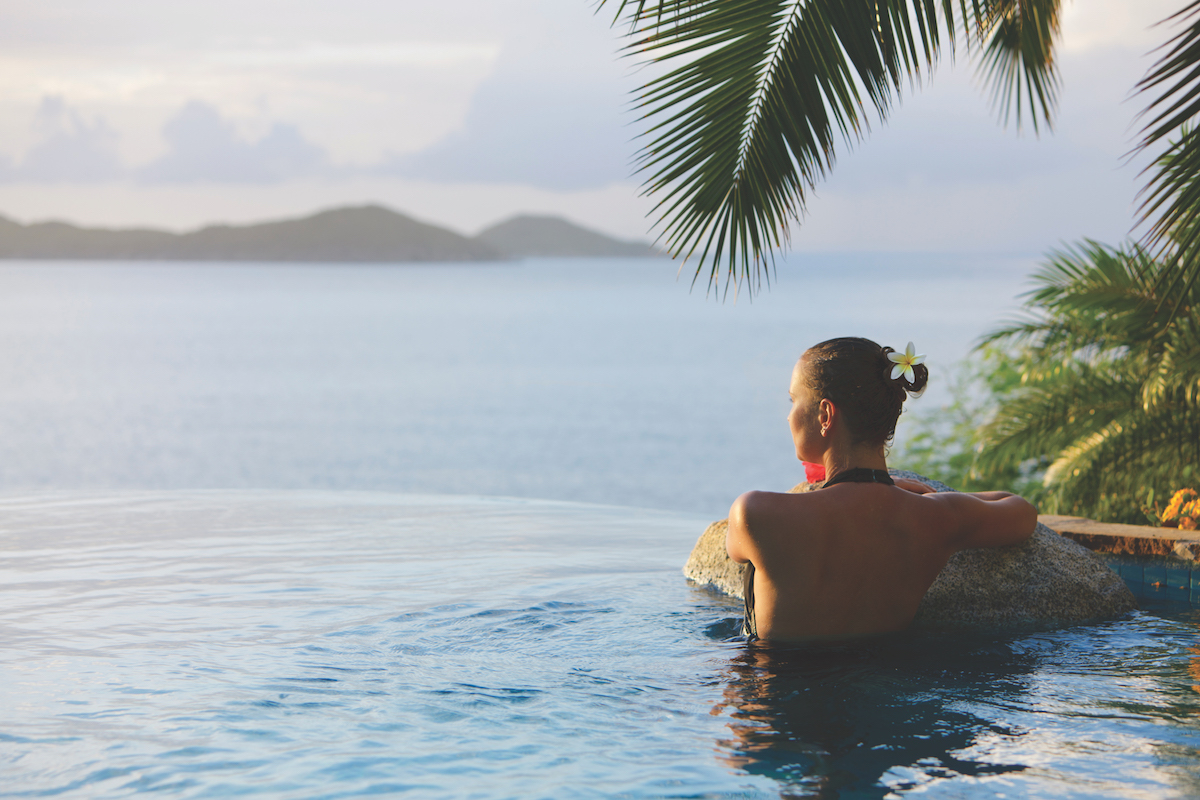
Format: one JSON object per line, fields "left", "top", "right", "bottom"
{"left": 0, "top": 205, "right": 660, "bottom": 262}
{"left": 475, "top": 214, "right": 659, "bottom": 258}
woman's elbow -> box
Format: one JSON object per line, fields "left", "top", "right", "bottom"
{"left": 956, "top": 494, "right": 1038, "bottom": 549}
{"left": 1010, "top": 496, "right": 1039, "bottom": 543}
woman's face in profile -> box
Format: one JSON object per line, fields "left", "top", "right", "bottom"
{"left": 787, "top": 358, "right": 821, "bottom": 463}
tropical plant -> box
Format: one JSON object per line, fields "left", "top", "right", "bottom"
{"left": 603, "top": 0, "right": 1200, "bottom": 302}
{"left": 965, "top": 240, "right": 1200, "bottom": 523}
{"left": 891, "top": 345, "right": 1037, "bottom": 494}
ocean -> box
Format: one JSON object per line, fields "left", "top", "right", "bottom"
{"left": 0, "top": 254, "right": 1036, "bottom": 516}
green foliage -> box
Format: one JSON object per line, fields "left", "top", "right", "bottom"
{"left": 899, "top": 241, "right": 1200, "bottom": 523}
{"left": 893, "top": 346, "right": 1043, "bottom": 496}
{"left": 601, "top": 0, "right": 1061, "bottom": 295}
{"left": 601, "top": 1, "right": 1200, "bottom": 307}
{"left": 1134, "top": 3, "right": 1200, "bottom": 313}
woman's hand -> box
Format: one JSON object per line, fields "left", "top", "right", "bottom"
{"left": 894, "top": 478, "right": 935, "bottom": 495}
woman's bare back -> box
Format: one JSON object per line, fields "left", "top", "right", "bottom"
{"left": 727, "top": 482, "right": 1036, "bottom": 641}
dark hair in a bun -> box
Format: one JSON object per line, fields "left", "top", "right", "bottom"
{"left": 800, "top": 337, "right": 928, "bottom": 446}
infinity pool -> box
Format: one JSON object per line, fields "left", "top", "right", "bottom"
{"left": 4, "top": 492, "right": 1200, "bottom": 798}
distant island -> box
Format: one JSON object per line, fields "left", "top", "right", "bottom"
{"left": 0, "top": 205, "right": 663, "bottom": 262}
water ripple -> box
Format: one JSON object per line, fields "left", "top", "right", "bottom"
{"left": 4, "top": 492, "right": 1200, "bottom": 798}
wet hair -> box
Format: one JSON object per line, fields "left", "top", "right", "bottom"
{"left": 800, "top": 337, "right": 928, "bottom": 446}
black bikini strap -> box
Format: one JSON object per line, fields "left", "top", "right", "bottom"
{"left": 821, "top": 467, "right": 895, "bottom": 488}
{"left": 742, "top": 563, "right": 757, "bottom": 640}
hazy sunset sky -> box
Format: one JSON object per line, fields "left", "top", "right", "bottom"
{"left": 0, "top": 0, "right": 1185, "bottom": 251}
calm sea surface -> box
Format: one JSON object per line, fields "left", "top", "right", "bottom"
{"left": 8, "top": 257, "right": 1200, "bottom": 799}
{"left": 0, "top": 255, "right": 1036, "bottom": 516}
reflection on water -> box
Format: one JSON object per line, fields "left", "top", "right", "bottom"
{"left": 715, "top": 638, "right": 1031, "bottom": 798}
{"left": 709, "top": 619, "right": 1200, "bottom": 798}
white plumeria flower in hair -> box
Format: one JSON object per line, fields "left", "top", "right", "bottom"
{"left": 887, "top": 341, "right": 926, "bottom": 382}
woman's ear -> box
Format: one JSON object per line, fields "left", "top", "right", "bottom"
{"left": 818, "top": 398, "right": 835, "bottom": 436}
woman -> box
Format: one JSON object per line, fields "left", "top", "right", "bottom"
{"left": 726, "top": 337, "right": 1037, "bottom": 642}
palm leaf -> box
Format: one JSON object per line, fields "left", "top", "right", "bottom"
{"left": 1044, "top": 398, "right": 1200, "bottom": 519}
{"left": 975, "top": 0, "right": 1061, "bottom": 133}
{"left": 983, "top": 242, "right": 1176, "bottom": 355}
{"left": 603, "top": 0, "right": 1062, "bottom": 294}
{"left": 977, "top": 362, "right": 1138, "bottom": 474}
{"left": 971, "top": 241, "right": 1200, "bottom": 522}
{"left": 1142, "top": 311, "right": 1200, "bottom": 408}
{"left": 1134, "top": 2, "right": 1200, "bottom": 312}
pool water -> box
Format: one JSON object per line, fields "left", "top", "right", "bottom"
{"left": 5, "top": 492, "right": 1200, "bottom": 799}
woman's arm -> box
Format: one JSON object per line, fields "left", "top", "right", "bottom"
{"left": 964, "top": 491, "right": 1019, "bottom": 501}
{"left": 932, "top": 491, "right": 1038, "bottom": 550}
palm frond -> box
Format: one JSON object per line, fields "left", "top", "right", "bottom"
{"left": 971, "top": 242, "right": 1200, "bottom": 522}
{"left": 977, "top": 362, "right": 1138, "bottom": 474}
{"left": 1142, "top": 313, "right": 1200, "bottom": 409}
{"left": 1133, "top": 2, "right": 1200, "bottom": 312}
{"left": 975, "top": 0, "right": 1061, "bottom": 133}
{"left": 600, "top": 0, "right": 1062, "bottom": 294}
{"left": 1042, "top": 397, "right": 1200, "bottom": 519}
{"left": 982, "top": 241, "right": 1172, "bottom": 359}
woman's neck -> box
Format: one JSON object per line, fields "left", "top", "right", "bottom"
{"left": 821, "top": 442, "right": 887, "bottom": 481}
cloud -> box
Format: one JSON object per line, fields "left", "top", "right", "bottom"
{"left": 381, "top": 74, "right": 633, "bottom": 190}
{"left": 139, "top": 101, "right": 328, "bottom": 184}
{"left": 0, "top": 98, "right": 331, "bottom": 185}
{"left": 10, "top": 96, "right": 125, "bottom": 183}
{"left": 378, "top": 5, "right": 638, "bottom": 192}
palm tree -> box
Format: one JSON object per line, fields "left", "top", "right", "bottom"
{"left": 603, "top": 0, "right": 1200, "bottom": 302}
{"left": 972, "top": 240, "right": 1200, "bottom": 523}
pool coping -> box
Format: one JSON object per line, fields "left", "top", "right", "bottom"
{"left": 1040, "top": 514, "right": 1200, "bottom": 561}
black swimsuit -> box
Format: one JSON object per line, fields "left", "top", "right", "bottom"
{"left": 741, "top": 468, "right": 895, "bottom": 640}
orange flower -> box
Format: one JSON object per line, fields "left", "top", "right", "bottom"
{"left": 1163, "top": 488, "right": 1199, "bottom": 524}
{"left": 1184, "top": 497, "right": 1200, "bottom": 518}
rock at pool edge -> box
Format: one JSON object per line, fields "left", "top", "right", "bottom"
{"left": 684, "top": 470, "right": 1137, "bottom": 629}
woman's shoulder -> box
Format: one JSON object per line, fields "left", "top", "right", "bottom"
{"left": 733, "top": 488, "right": 816, "bottom": 508}
{"left": 730, "top": 488, "right": 825, "bottom": 527}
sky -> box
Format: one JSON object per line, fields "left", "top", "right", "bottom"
{"left": 0, "top": 0, "right": 1186, "bottom": 252}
